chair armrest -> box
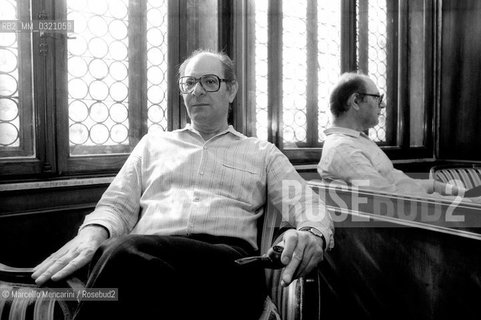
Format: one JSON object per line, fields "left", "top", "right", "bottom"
{"left": 0, "top": 262, "right": 83, "bottom": 320}
{"left": 263, "top": 227, "right": 322, "bottom": 320}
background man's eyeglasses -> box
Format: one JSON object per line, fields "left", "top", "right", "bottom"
{"left": 179, "top": 74, "right": 230, "bottom": 94}
{"left": 357, "top": 93, "right": 384, "bottom": 107}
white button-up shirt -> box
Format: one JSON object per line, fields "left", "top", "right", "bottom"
{"left": 81, "top": 125, "right": 334, "bottom": 250}
{"left": 318, "top": 127, "right": 426, "bottom": 195}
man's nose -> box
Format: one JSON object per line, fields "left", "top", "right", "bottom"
{"left": 192, "top": 81, "right": 206, "bottom": 96}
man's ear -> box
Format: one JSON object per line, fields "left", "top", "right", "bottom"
{"left": 228, "top": 81, "right": 238, "bottom": 103}
{"left": 348, "top": 92, "right": 360, "bottom": 111}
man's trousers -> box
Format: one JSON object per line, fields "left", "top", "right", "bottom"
{"left": 73, "top": 234, "right": 267, "bottom": 320}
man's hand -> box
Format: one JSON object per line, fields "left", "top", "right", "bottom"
{"left": 279, "top": 229, "right": 325, "bottom": 287}
{"left": 32, "top": 225, "right": 108, "bottom": 286}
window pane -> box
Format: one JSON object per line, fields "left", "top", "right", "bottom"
{"left": 146, "top": 0, "right": 168, "bottom": 133}
{"left": 0, "top": 0, "right": 34, "bottom": 157}
{"left": 254, "top": 0, "right": 268, "bottom": 141}
{"left": 282, "top": 0, "right": 307, "bottom": 146}
{"left": 67, "top": 0, "right": 131, "bottom": 155}
{"left": 357, "top": 0, "right": 387, "bottom": 142}
{"left": 318, "top": 1, "right": 341, "bottom": 142}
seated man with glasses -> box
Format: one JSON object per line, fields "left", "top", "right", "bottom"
{"left": 32, "top": 49, "right": 334, "bottom": 320}
{"left": 317, "top": 72, "right": 471, "bottom": 199}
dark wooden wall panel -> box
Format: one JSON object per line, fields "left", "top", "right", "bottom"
{"left": 320, "top": 226, "right": 481, "bottom": 320}
{"left": 439, "top": 0, "right": 481, "bottom": 160}
{"left": 312, "top": 184, "right": 481, "bottom": 320}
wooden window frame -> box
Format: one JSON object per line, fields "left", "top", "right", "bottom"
{"left": 222, "top": 0, "right": 436, "bottom": 165}
{"left": 0, "top": 0, "right": 181, "bottom": 179}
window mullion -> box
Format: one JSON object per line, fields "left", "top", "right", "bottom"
{"left": 306, "top": 0, "right": 318, "bottom": 147}
{"left": 341, "top": 0, "right": 357, "bottom": 72}
{"left": 357, "top": 0, "right": 369, "bottom": 73}
{"left": 128, "top": 0, "right": 147, "bottom": 144}
{"left": 268, "top": 0, "right": 282, "bottom": 147}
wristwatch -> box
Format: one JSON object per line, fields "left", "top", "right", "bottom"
{"left": 299, "top": 227, "right": 326, "bottom": 250}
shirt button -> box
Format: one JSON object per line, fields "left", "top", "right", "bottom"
{"left": 193, "top": 197, "right": 200, "bottom": 202}
{"left": 199, "top": 171, "right": 204, "bottom": 175}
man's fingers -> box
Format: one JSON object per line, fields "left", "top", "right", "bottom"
{"left": 281, "top": 244, "right": 305, "bottom": 286}
{"left": 51, "top": 254, "right": 90, "bottom": 281}
{"left": 280, "top": 230, "right": 298, "bottom": 265}
{"left": 293, "top": 246, "right": 315, "bottom": 278}
{"left": 32, "top": 248, "right": 65, "bottom": 274}
{"left": 33, "top": 254, "right": 74, "bottom": 286}
{"left": 32, "top": 253, "right": 65, "bottom": 280}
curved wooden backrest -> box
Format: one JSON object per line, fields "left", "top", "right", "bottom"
{"left": 430, "top": 164, "right": 481, "bottom": 189}
{"left": 0, "top": 263, "right": 80, "bottom": 320}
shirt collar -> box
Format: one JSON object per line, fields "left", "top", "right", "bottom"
{"left": 180, "top": 124, "right": 245, "bottom": 139}
{"left": 324, "top": 127, "right": 370, "bottom": 139}
{"left": 324, "top": 127, "right": 360, "bottom": 137}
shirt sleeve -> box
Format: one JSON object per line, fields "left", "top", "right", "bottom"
{"left": 79, "top": 139, "right": 145, "bottom": 237}
{"left": 265, "top": 144, "right": 334, "bottom": 249}
{"left": 319, "top": 143, "right": 426, "bottom": 195}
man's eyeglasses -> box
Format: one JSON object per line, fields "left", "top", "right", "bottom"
{"left": 357, "top": 93, "right": 384, "bottom": 107}
{"left": 178, "top": 74, "right": 230, "bottom": 94}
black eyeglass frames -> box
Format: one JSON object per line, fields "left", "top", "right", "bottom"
{"left": 357, "top": 92, "right": 384, "bottom": 107}
{"left": 178, "top": 74, "right": 230, "bottom": 94}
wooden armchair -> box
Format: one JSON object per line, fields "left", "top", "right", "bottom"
{"left": 429, "top": 163, "right": 481, "bottom": 189}
{"left": 0, "top": 202, "right": 322, "bottom": 320}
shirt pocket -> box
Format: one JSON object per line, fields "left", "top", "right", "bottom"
{"left": 222, "top": 162, "right": 259, "bottom": 175}
{"left": 217, "top": 161, "right": 261, "bottom": 204}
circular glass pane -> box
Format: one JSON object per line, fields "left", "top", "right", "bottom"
{"left": 2, "top": 1, "right": 16, "bottom": 17}
{"left": 69, "top": 123, "right": 89, "bottom": 145}
{"left": 0, "top": 122, "right": 18, "bottom": 146}
{"left": 147, "top": 86, "right": 164, "bottom": 104}
{"left": 89, "top": 80, "right": 109, "bottom": 101}
{"left": 148, "top": 123, "right": 166, "bottom": 134}
{"left": 294, "top": 127, "right": 306, "bottom": 141}
{"left": 89, "top": 102, "right": 109, "bottom": 122}
{"left": 69, "top": 36, "right": 88, "bottom": 56}
{"left": 109, "top": 20, "right": 128, "bottom": 40}
{"left": 88, "top": 15, "right": 108, "bottom": 37}
{"left": 110, "top": 41, "right": 128, "bottom": 60}
{"left": 0, "top": 33, "right": 17, "bottom": 47}
{"left": 147, "top": 28, "right": 163, "bottom": 46}
{"left": 0, "top": 74, "right": 18, "bottom": 96}
{"left": 147, "top": 105, "right": 164, "bottom": 123}
{"left": 0, "top": 49, "right": 17, "bottom": 73}
{"left": 147, "top": 47, "right": 165, "bottom": 65}
{"left": 68, "top": 11, "right": 87, "bottom": 33}
{"left": 283, "top": 111, "right": 294, "bottom": 126}
{"left": 109, "top": 61, "right": 128, "bottom": 81}
{"left": 110, "top": 82, "right": 128, "bottom": 102}
{"left": 147, "top": 66, "right": 164, "bottom": 85}
{"left": 109, "top": 2, "right": 128, "bottom": 19}
{"left": 110, "top": 103, "right": 128, "bottom": 123}
{"left": 0, "top": 98, "right": 18, "bottom": 121}
{"left": 283, "top": 126, "right": 295, "bottom": 143}
{"left": 294, "top": 111, "right": 306, "bottom": 126}
{"left": 110, "top": 124, "right": 128, "bottom": 143}
{"left": 89, "top": 38, "right": 108, "bottom": 58}
{"left": 68, "top": 56, "right": 88, "bottom": 77}
{"left": 89, "top": 58, "right": 109, "bottom": 79}
{"left": 68, "top": 1, "right": 86, "bottom": 12}
{"left": 68, "top": 78, "right": 88, "bottom": 99}
{"left": 90, "top": 123, "right": 109, "bottom": 144}
{"left": 147, "top": 9, "right": 164, "bottom": 27}
{"left": 88, "top": 0, "right": 108, "bottom": 15}
{"left": 69, "top": 100, "right": 89, "bottom": 122}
